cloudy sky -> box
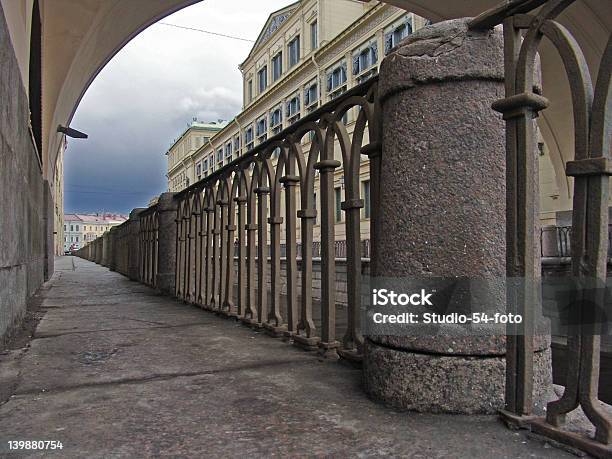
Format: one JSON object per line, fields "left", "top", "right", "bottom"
{"left": 64, "top": 0, "right": 291, "bottom": 214}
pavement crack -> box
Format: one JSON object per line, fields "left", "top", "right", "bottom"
{"left": 12, "top": 358, "right": 311, "bottom": 397}
{"left": 33, "top": 322, "right": 216, "bottom": 339}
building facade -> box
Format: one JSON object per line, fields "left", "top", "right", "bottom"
{"left": 63, "top": 213, "right": 128, "bottom": 252}
{"left": 166, "top": 0, "right": 427, "bottom": 241}
{"left": 167, "top": 120, "right": 228, "bottom": 192}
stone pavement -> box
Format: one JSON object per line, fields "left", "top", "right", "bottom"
{"left": 0, "top": 257, "right": 573, "bottom": 458}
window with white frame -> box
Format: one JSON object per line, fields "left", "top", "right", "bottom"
{"left": 288, "top": 35, "right": 300, "bottom": 68}
{"left": 196, "top": 162, "right": 202, "bottom": 179}
{"left": 270, "top": 107, "right": 282, "bottom": 134}
{"left": 203, "top": 158, "right": 209, "bottom": 176}
{"left": 234, "top": 135, "right": 240, "bottom": 153}
{"left": 326, "top": 61, "right": 347, "bottom": 99}
{"left": 217, "top": 148, "right": 223, "bottom": 165}
{"left": 272, "top": 52, "right": 282, "bottom": 82}
{"left": 353, "top": 41, "right": 378, "bottom": 77}
{"left": 209, "top": 154, "right": 214, "bottom": 172}
{"left": 245, "top": 126, "right": 254, "bottom": 149}
{"left": 258, "top": 66, "right": 268, "bottom": 93}
{"left": 248, "top": 79, "right": 253, "bottom": 102}
{"left": 225, "top": 141, "right": 232, "bottom": 159}
{"left": 304, "top": 80, "right": 318, "bottom": 110}
{"left": 256, "top": 117, "right": 267, "bottom": 141}
{"left": 310, "top": 20, "right": 318, "bottom": 50}
{"left": 362, "top": 180, "right": 371, "bottom": 219}
{"left": 286, "top": 94, "right": 301, "bottom": 124}
{"left": 384, "top": 16, "right": 413, "bottom": 55}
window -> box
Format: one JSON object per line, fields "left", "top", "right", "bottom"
{"left": 209, "top": 154, "right": 214, "bottom": 172}
{"left": 270, "top": 107, "right": 282, "bottom": 134}
{"left": 234, "top": 135, "right": 241, "bottom": 153}
{"left": 288, "top": 35, "right": 300, "bottom": 68}
{"left": 335, "top": 187, "right": 342, "bottom": 222}
{"left": 272, "top": 53, "right": 282, "bottom": 82}
{"left": 76, "top": 224, "right": 79, "bottom": 231}
{"left": 385, "top": 17, "right": 413, "bottom": 54}
{"left": 196, "top": 163, "right": 202, "bottom": 178}
{"left": 353, "top": 42, "right": 378, "bottom": 75}
{"left": 225, "top": 142, "right": 232, "bottom": 159}
{"left": 203, "top": 158, "right": 209, "bottom": 174}
{"left": 326, "top": 62, "right": 347, "bottom": 98}
{"left": 258, "top": 66, "right": 268, "bottom": 93}
{"left": 70, "top": 225, "right": 74, "bottom": 232}
{"left": 64, "top": 224, "right": 66, "bottom": 231}
{"left": 245, "top": 126, "right": 254, "bottom": 150}
{"left": 256, "top": 117, "right": 267, "bottom": 140}
{"left": 362, "top": 180, "right": 371, "bottom": 219}
{"left": 310, "top": 21, "right": 318, "bottom": 50}
{"left": 248, "top": 80, "right": 253, "bottom": 102}
{"left": 286, "top": 94, "right": 301, "bottom": 123}
{"left": 217, "top": 148, "right": 223, "bottom": 164}
{"left": 76, "top": 236, "right": 79, "bottom": 242}
{"left": 304, "top": 81, "right": 318, "bottom": 108}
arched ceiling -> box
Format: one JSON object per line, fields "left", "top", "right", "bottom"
{"left": 41, "top": 0, "right": 610, "bottom": 214}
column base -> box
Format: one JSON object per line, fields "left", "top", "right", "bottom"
{"left": 364, "top": 339, "right": 552, "bottom": 415}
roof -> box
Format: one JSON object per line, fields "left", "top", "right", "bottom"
{"left": 64, "top": 213, "right": 129, "bottom": 223}
{"left": 166, "top": 120, "right": 229, "bottom": 155}
{"left": 240, "top": 1, "right": 300, "bottom": 68}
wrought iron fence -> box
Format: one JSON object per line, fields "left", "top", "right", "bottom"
{"left": 173, "top": 76, "right": 380, "bottom": 360}
{"left": 473, "top": 0, "right": 611, "bottom": 455}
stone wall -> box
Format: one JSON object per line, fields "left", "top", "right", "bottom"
{"left": 0, "top": 4, "right": 48, "bottom": 343}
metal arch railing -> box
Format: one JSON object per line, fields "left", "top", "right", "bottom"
{"left": 473, "top": 0, "right": 612, "bottom": 456}
{"left": 173, "top": 75, "right": 381, "bottom": 360}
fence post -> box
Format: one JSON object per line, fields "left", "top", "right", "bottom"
{"left": 156, "top": 192, "right": 178, "bottom": 295}
{"left": 128, "top": 208, "right": 145, "bottom": 281}
{"left": 363, "top": 19, "right": 551, "bottom": 414}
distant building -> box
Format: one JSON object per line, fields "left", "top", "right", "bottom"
{"left": 63, "top": 213, "right": 128, "bottom": 252}
{"left": 166, "top": 120, "right": 229, "bottom": 192}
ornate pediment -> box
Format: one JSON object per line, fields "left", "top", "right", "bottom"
{"left": 251, "top": 3, "right": 299, "bottom": 53}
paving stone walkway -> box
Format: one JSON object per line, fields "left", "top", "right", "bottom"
{"left": 0, "top": 257, "right": 573, "bottom": 458}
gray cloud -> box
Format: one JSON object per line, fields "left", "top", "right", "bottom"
{"left": 65, "top": 0, "right": 290, "bottom": 214}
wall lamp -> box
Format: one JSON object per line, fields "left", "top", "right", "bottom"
{"left": 57, "top": 125, "right": 88, "bottom": 139}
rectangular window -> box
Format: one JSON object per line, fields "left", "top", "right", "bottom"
{"left": 76, "top": 236, "right": 79, "bottom": 242}
{"left": 234, "top": 135, "right": 240, "bottom": 152}
{"left": 258, "top": 66, "right": 268, "bottom": 93}
{"left": 385, "top": 17, "right": 413, "bottom": 55}
{"left": 64, "top": 224, "right": 66, "bottom": 231}
{"left": 310, "top": 21, "right": 318, "bottom": 50}
{"left": 272, "top": 53, "right": 282, "bottom": 82}
{"left": 209, "top": 154, "right": 214, "bottom": 172}
{"left": 270, "top": 107, "right": 282, "bottom": 128}
{"left": 217, "top": 148, "right": 223, "bottom": 164}
{"left": 70, "top": 225, "right": 74, "bottom": 232}
{"left": 248, "top": 80, "right": 253, "bottom": 102}
{"left": 286, "top": 94, "right": 301, "bottom": 123}
{"left": 362, "top": 180, "right": 371, "bottom": 219}
{"left": 335, "top": 187, "right": 342, "bottom": 222}
{"left": 256, "top": 117, "right": 267, "bottom": 139}
{"left": 196, "top": 163, "right": 202, "bottom": 177}
{"left": 353, "top": 42, "right": 378, "bottom": 75}
{"left": 225, "top": 142, "right": 232, "bottom": 158}
{"left": 288, "top": 35, "right": 300, "bottom": 68}
{"left": 203, "top": 158, "right": 209, "bottom": 172}
{"left": 245, "top": 127, "right": 254, "bottom": 150}
{"left": 304, "top": 81, "right": 318, "bottom": 108}
{"left": 327, "top": 62, "right": 347, "bottom": 98}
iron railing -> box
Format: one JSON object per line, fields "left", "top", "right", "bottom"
{"left": 474, "top": 0, "right": 612, "bottom": 455}
{"left": 173, "top": 75, "right": 380, "bottom": 359}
